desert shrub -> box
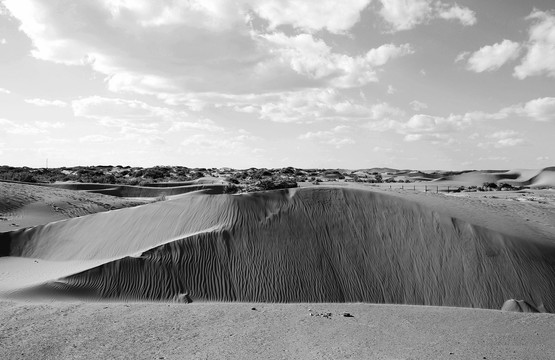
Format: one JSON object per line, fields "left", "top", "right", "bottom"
{"left": 499, "top": 183, "right": 515, "bottom": 191}
{"left": 190, "top": 171, "right": 204, "bottom": 180}
{"left": 256, "top": 178, "right": 297, "bottom": 191}
{"left": 125, "top": 177, "right": 140, "bottom": 186}
{"left": 19, "top": 172, "right": 37, "bottom": 183}
{"left": 154, "top": 193, "right": 167, "bottom": 202}
{"left": 323, "top": 170, "right": 344, "bottom": 179}
{"left": 144, "top": 167, "right": 166, "bottom": 179}
{"left": 224, "top": 184, "right": 239, "bottom": 194}
{"left": 483, "top": 182, "right": 498, "bottom": 190}
{"left": 226, "top": 176, "right": 240, "bottom": 184}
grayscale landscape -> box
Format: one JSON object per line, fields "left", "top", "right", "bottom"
{"left": 1, "top": 1, "right": 555, "bottom": 359}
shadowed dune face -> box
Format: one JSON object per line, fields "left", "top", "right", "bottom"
{"left": 45, "top": 183, "right": 226, "bottom": 197}
{"left": 3, "top": 188, "right": 555, "bottom": 311}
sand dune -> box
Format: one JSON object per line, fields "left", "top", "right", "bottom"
{"left": 0, "top": 181, "right": 145, "bottom": 232}
{"left": 518, "top": 166, "right": 555, "bottom": 188}
{"left": 436, "top": 167, "right": 555, "bottom": 188}
{"left": 2, "top": 187, "right": 554, "bottom": 312}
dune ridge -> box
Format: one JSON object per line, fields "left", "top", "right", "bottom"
{"left": 2, "top": 187, "right": 555, "bottom": 311}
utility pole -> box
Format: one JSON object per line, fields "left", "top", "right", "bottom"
{"left": 46, "top": 158, "right": 48, "bottom": 169}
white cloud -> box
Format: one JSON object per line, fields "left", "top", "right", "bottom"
{"left": 251, "top": 0, "right": 371, "bottom": 34}
{"left": 366, "top": 112, "right": 471, "bottom": 145}
{"left": 79, "top": 135, "right": 114, "bottom": 143}
{"left": 437, "top": 4, "right": 476, "bottom": 26}
{"left": 2, "top": 0, "right": 396, "bottom": 99}
{"left": 1, "top": 1, "right": 263, "bottom": 94}
{"left": 72, "top": 96, "right": 184, "bottom": 129}
{"left": 367, "top": 96, "right": 554, "bottom": 145}
{"left": 454, "top": 51, "right": 469, "bottom": 63}
{"left": 387, "top": 85, "right": 396, "bottom": 94}
{"left": 483, "top": 97, "right": 555, "bottom": 122}
{"left": 261, "top": 33, "right": 413, "bottom": 88}
{"left": 368, "top": 102, "right": 406, "bottom": 120}
{"left": 377, "top": 0, "right": 476, "bottom": 32}
{"left": 403, "top": 133, "right": 453, "bottom": 144}
{"left": 298, "top": 125, "right": 355, "bottom": 148}
{"left": 489, "top": 130, "right": 518, "bottom": 139}
{"left": 168, "top": 119, "right": 224, "bottom": 133}
{"left": 483, "top": 130, "right": 524, "bottom": 148}
{"left": 179, "top": 132, "right": 261, "bottom": 157}
{"left": 495, "top": 138, "right": 524, "bottom": 147}
{"left": 478, "top": 156, "right": 508, "bottom": 162}
{"left": 0, "top": 118, "right": 45, "bottom": 135}
{"left": 466, "top": 40, "right": 521, "bottom": 72}
{"left": 405, "top": 114, "right": 466, "bottom": 133}
{"left": 514, "top": 10, "right": 555, "bottom": 79}
{"left": 0, "top": 38, "right": 6, "bottom": 45}
{"left": 0, "top": 88, "right": 10, "bottom": 94}
{"left": 232, "top": 88, "right": 405, "bottom": 123}
{"left": 34, "top": 121, "right": 64, "bottom": 129}
{"left": 518, "top": 97, "right": 555, "bottom": 121}
{"left": 453, "top": 97, "right": 555, "bottom": 123}
{"left": 25, "top": 98, "right": 68, "bottom": 107}
{"left": 378, "top": 0, "right": 432, "bottom": 31}
{"left": 410, "top": 100, "right": 428, "bottom": 111}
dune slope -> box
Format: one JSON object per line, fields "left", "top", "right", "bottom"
{"left": 2, "top": 187, "right": 555, "bottom": 311}
{"left": 46, "top": 182, "right": 227, "bottom": 197}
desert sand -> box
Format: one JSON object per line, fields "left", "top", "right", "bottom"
{"left": 1, "top": 301, "right": 554, "bottom": 360}
{"left": 1, "top": 175, "right": 555, "bottom": 359}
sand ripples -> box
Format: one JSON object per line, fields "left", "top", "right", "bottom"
{"left": 3, "top": 188, "right": 555, "bottom": 311}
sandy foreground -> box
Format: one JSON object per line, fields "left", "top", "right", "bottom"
{"left": 1, "top": 301, "right": 554, "bottom": 360}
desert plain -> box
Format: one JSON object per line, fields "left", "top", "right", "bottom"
{"left": 1, "top": 166, "right": 555, "bottom": 359}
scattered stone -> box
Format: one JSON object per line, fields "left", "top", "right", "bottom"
{"left": 501, "top": 299, "right": 539, "bottom": 313}
{"left": 311, "top": 312, "right": 332, "bottom": 319}
{"left": 342, "top": 312, "right": 354, "bottom": 317}
{"left": 251, "top": 307, "right": 257, "bottom": 311}
{"left": 175, "top": 292, "right": 193, "bottom": 304}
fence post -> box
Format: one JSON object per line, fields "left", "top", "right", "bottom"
{"left": 447, "top": 186, "right": 450, "bottom": 193}
{"left": 436, "top": 186, "right": 439, "bottom": 193}
{"left": 425, "top": 185, "right": 427, "bottom": 192}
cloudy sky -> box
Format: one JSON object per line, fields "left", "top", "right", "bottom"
{"left": 0, "top": 0, "right": 554, "bottom": 169}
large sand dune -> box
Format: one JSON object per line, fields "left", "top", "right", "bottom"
{"left": 1, "top": 187, "right": 554, "bottom": 312}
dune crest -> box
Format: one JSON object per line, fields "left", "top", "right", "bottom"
{"left": 2, "top": 187, "right": 554, "bottom": 311}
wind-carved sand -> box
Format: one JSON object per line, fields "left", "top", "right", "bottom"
{"left": 2, "top": 180, "right": 555, "bottom": 359}
{"left": 2, "top": 186, "right": 554, "bottom": 313}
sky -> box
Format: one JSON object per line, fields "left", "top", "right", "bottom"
{"left": 0, "top": 0, "right": 554, "bottom": 170}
